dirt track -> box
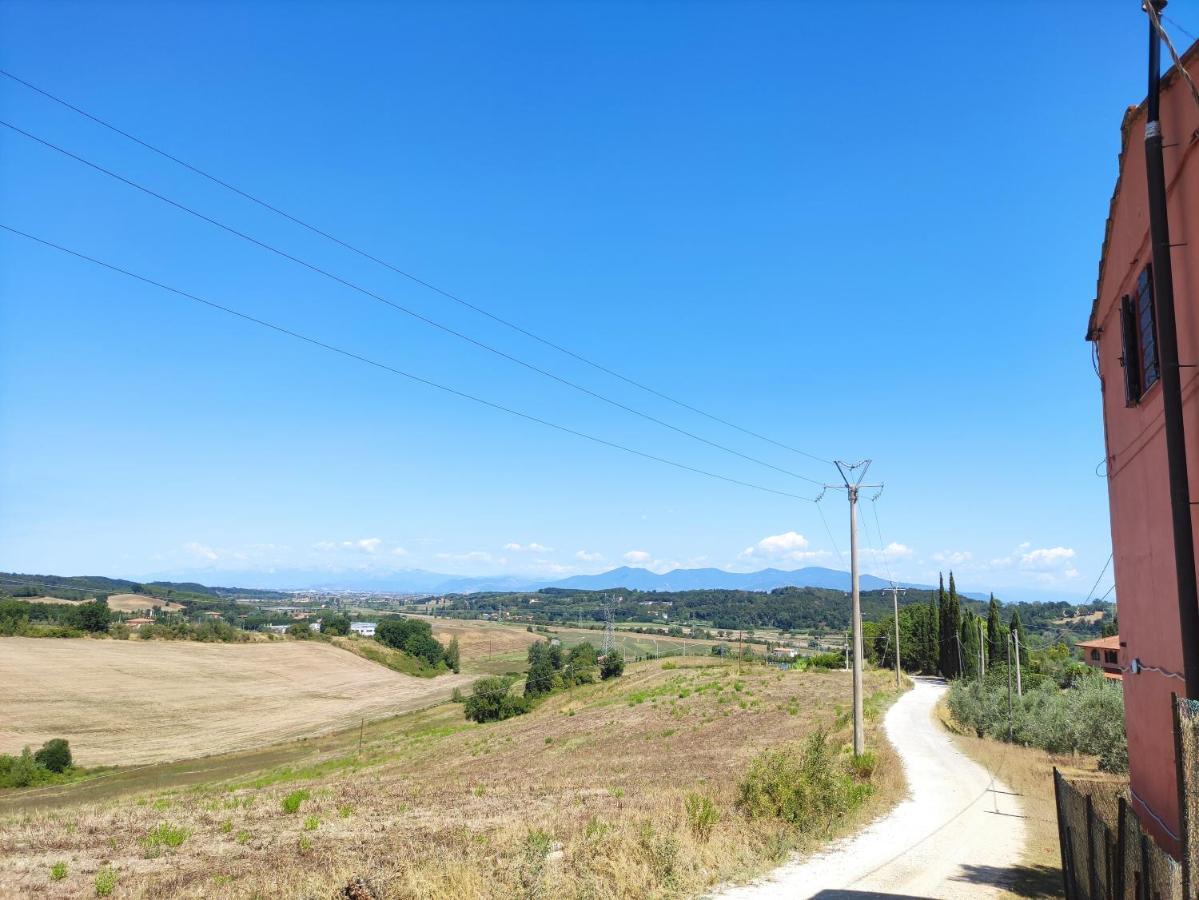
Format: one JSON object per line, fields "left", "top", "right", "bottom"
{"left": 0, "top": 637, "right": 471, "bottom": 766}
{"left": 714, "top": 678, "right": 1025, "bottom": 899}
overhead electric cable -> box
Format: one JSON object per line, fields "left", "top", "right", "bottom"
{"left": 1, "top": 224, "right": 817, "bottom": 504}
{"left": 0, "top": 68, "right": 833, "bottom": 467}
{"left": 0, "top": 119, "right": 827, "bottom": 487}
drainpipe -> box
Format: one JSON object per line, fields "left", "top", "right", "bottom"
{"left": 1144, "top": 0, "right": 1199, "bottom": 700}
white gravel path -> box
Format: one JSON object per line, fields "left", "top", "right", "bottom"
{"left": 713, "top": 677, "right": 1025, "bottom": 900}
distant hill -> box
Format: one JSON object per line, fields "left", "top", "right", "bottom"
{"left": 542, "top": 565, "right": 898, "bottom": 593}
{"left": 0, "top": 572, "right": 289, "bottom": 602}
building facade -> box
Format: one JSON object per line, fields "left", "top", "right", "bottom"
{"left": 1086, "top": 41, "right": 1199, "bottom": 854}
{"left": 1076, "top": 635, "right": 1124, "bottom": 680}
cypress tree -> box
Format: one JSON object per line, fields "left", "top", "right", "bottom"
{"left": 986, "top": 594, "right": 1002, "bottom": 665}
{"left": 959, "top": 609, "right": 979, "bottom": 679}
{"left": 926, "top": 588, "right": 940, "bottom": 674}
{"left": 937, "top": 574, "right": 952, "bottom": 677}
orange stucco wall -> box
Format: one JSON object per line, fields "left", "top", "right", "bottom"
{"left": 1091, "top": 51, "right": 1199, "bottom": 855}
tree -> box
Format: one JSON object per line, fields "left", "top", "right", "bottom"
{"left": 464, "top": 677, "right": 529, "bottom": 723}
{"left": 959, "top": 610, "right": 979, "bottom": 680}
{"left": 375, "top": 616, "right": 447, "bottom": 667}
{"left": 986, "top": 595, "right": 1002, "bottom": 665}
{"left": 286, "top": 621, "right": 313, "bottom": 639}
{"left": 565, "top": 642, "right": 598, "bottom": 685}
{"left": 525, "top": 640, "right": 557, "bottom": 697}
{"left": 34, "top": 739, "right": 72, "bottom": 773}
{"left": 601, "top": 649, "right": 625, "bottom": 679}
{"left": 72, "top": 599, "right": 111, "bottom": 633}
{"left": 445, "top": 636, "right": 461, "bottom": 673}
{"left": 320, "top": 614, "right": 351, "bottom": 636}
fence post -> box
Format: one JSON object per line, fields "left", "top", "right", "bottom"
{"left": 1056, "top": 768, "right": 1076, "bottom": 899}
{"left": 1087, "top": 794, "right": 1100, "bottom": 899}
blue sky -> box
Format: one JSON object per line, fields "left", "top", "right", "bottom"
{"left": 1, "top": 0, "right": 1182, "bottom": 598}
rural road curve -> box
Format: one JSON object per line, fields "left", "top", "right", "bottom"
{"left": 713, "top": 677, "right": 1025, "bottom": 900}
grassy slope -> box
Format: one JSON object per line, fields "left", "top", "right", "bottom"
{"left": 936, "top": 697, "right": 1126, "bottom": 899}
{"left": 0, "top": 660, "right": 904, "bottom": 899}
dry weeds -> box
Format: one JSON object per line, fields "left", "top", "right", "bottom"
{"left": 0, "top": 660, "right": 903, "bottom": 899}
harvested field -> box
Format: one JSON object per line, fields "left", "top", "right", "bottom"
{"left": 0, "top": 637, "right": 472, "bottom": 766}
{"left": 104, "top": 593, "right": 185, "bottom": 613}
{"left": 0, "top": 659, "right": 903, "bottom": 899}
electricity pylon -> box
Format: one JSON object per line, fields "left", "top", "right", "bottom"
{"left": 818, "top": 460, "right": 883, "bottom": 757}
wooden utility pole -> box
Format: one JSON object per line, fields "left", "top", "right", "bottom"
{"left": 820, "top": 460, "right": 883, "bottom": 757}
{"left": 1014, "top": 630, "right": 1023, "bottom": 698}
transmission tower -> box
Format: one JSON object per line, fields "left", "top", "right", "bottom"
{"left": 601, "top": 599, "right": 616, "bottom": 654}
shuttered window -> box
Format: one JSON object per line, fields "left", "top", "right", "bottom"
{"left": 1119, "top": 264, "right": 1159, "bottom": 406}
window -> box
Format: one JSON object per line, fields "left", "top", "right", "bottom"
{"left": 1091, "top": 649, "right": 1100, "bottom": 661}
{"left": 1105, "top": 650, "right": 1119, "bottom": 665}
{"left": 1120, "top": 264, "right": 1160, "bottom": 406}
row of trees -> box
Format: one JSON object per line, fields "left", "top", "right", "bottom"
{"left": 866, "top": 574, "right": 1028, "bottom": 678}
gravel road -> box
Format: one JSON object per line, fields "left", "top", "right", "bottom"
{"left": 713, "top": 677, "right": 1025, "bottom": 899}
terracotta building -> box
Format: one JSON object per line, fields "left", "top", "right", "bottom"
{"left": 1085, "top": 40, "right": 1199, "bottom": 854}
{"left": 1075, "top": 635, "right": 1124, "bottom": 680}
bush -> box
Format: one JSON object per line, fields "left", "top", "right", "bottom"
{"left": 282, "top": 789, "right": 310, "bottom": 814}
{"left": 601, "top": 649, "right": 625, "bottom": 680}
{"left": 143, "top": 822, "right": 190, "bottom": 851}
{"left": 50, "top": 861, "right": 67, "bottom": 881}
{"left": 71, "top": 599, "right": 111, "bottom": 633}
{"left": 34, "top": 739, "right": 72, "bottom": 773}
{"left": 94, "top": 865, "right": 117, "bottom": 897}
{"left": 464, "top": 677, "right": 529, "bottom": 723}
{"left": 684, "top": 792, "right": 719, "bottom": 841}
{"left": 738, "top": 731, "right": 871, "bottom": 835}
{"left": 0, "top": 747, "right": 42, "bottom": 788}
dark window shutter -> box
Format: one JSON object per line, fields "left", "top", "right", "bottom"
{"left": 1120, "top": 294, "right": 1142, "bottom": 406}
{"left": 1137, "top": 265, "right": 1159, "bottom": 390}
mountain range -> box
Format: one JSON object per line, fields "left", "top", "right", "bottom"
{"left": 141, "top": 564, "right": 1014, "bottom": 599}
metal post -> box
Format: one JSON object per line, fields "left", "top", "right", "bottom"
{"left": 1144, "top": 0, "right": 1199, "bottom": 701}
{"left": 1015, "top": 630, "right": 1023, "bottom": 698}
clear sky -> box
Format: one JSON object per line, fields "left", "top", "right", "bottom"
{"left": 2, "top": 0, "right": 1187, "bottom": 598}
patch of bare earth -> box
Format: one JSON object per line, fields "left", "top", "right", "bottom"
{"left": 0, "top": 637, "right": 472, "bottom": 765}
{"left": 0, "top": 660, "right": 903, "bottom": 899}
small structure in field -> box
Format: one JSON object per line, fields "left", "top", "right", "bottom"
{"left": 126, "top": 617, "right": 153, "bottom": 630}
{"left": 351, "top": 622, "right": 376, "bottom": 637}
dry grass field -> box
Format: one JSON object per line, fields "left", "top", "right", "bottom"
{"left": 0, "top": 660, "right": 903, "bottom": 899}
{"left": 21, "top": 594, "right": 185, "bottom": 613}
{"left": 0, "top": 637, "right": 472, "bottom": 766}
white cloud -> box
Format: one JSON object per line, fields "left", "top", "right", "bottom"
{"left": 738, "top": 531, "right": 819, "bottom": 562}
{"left": 183, "top": 541, "right": 219, "bottom": 562}
{"left": 624, "top": 550, "right": 652, "bottom": 564}
{"left": 315, "top": 538, "right": 383, "bottom": 554}
{"left": 1020, "top": 546, "right": 1076, "bottom": 570}
{"left": 435, "top": 550, "right": 494, "bottom": 563}
{"left": 932, "top": 550, "right": 973, "bottom": 565}
{"left": 391, "top": 546, "right": 409, "bottom": 557}
{"left": 575, "top": 550, "right": 604, "bottom": 562}
{"left": 504, "top": 542, "right": 553, "bottom": 553}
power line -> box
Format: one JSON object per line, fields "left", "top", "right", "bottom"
{"left": 1, "top": 223, "right": 817, "bottom": 504}
{"left": 1083, "top": 551, "right": 1114, "bottom": 604}
{"left": 0, "top": 120, "right": 830, "bottom": 488}
{"left": 0, "top": 68, "right": 833, "bottom": 468}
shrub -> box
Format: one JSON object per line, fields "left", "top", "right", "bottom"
{"left": 143, "top": 822, "right": 190, "bottom": 851}
{"left": 71, "top": 599, "right": 112, "bottom": 633}
{"left": 0, "top": 747, "right": 41, "bottom": 788}
{"left": 50, "top": 861, "right": 67, "bottom": 881}
{"left": 738, "top": 731, "right": 871, "bottom": 835}
{"left": 601, "top": 649, "right": 625, "bottom": 680}
{"left": 94, "top": 865, "right": 117, "bottom": 897}
{"left": 282, "top": 789, "right": 310, "bottom": 814}
{"left": 376, "top": 616, "right": 448, "bottom": 667}
{"left": 34, "top": 738, "right": 72, "bottom": 773}
{"left": 303, "top": 815, "right": 319, "bottom": 831}
{"left": 684, "top": 792, "right": 719, "bottom": 841}
{"left": 464, "top": 677, "right": 529, "bottom": 723}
